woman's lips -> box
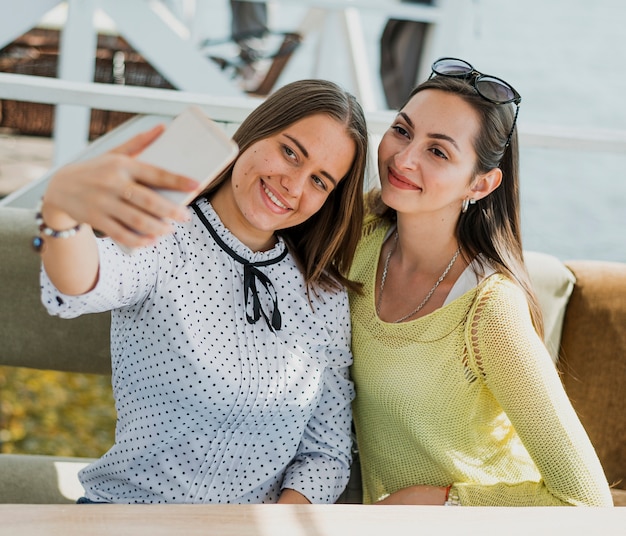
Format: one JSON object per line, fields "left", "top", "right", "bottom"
{"left": 386, "top": 167, "right": 421, "bottom": 190}
{"left": 260, "top": 179, "right": 291, "bottom": 212}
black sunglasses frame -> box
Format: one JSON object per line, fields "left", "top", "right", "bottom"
{"left": 429, "top": 57, "right": 521, "bottom": 149}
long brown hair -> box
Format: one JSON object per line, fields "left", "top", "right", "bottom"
{"left": 200, "top": 79, "right": 368, "bottom": 294}
{"left": 371, "top": 75, "right": 544, "bottom": 337}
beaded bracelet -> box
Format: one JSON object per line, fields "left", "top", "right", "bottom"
{"left": 32, "top": 199, "right": 82, "bottom": 252}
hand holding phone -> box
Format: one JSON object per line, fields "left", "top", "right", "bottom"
{"left": 137, "top": 105, "right": 239, "bottom": 205}
{"left": 116, "top": 106, "right": 238, "bottom": 253}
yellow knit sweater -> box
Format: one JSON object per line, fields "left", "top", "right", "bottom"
{"left": 348, "top": 218, "right": 613, "bottom": 506}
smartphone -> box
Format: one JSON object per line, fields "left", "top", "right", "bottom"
{"left": 137, "top": 105, "right": 239, "bottom": 205}
{"left": 117, "top": 106, "right": 238, "bottom": 253}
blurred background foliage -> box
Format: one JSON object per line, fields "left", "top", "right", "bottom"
{"left": 0, "top": 365, "right": 115, "bottom": 457}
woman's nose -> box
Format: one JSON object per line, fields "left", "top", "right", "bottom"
{"left": 280, "top": 172, "right": 306, "bottom": 196}
{"left": 393, "top": 144, "right": 418, "bottom": 170}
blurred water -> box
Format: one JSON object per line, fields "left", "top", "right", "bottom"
{"left": 452, "top": 0, "right": 626, "bottom": 263}
{"left": 261, "top": 0, "right": 626, "bottom": 263}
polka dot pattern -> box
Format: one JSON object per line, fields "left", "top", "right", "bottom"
{"left": 41, "top": 199, "right": 354, "bottom": 504}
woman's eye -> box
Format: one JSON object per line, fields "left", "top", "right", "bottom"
{"left": 391, "top": 125, "right": 409, "bottom": 138}
{"left": 431, "top": 147, "right": 448, "bottom": 160}
{"left": 312, "top": 175, "right": 328, "bottom": 191}
{"left": 283, "top": 145, "right": 297, "bottom": 160}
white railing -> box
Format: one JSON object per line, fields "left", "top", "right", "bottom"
{"left": 2, "top": 0, "right": 450, "bottom": 165}
{"left": 2, "top": 73, "right": 626, "bottom": 153}
{"left": 1, "top": 71, "right": 626, "bottom": 211}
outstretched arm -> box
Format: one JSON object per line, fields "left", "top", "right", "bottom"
{"left": 40, "top": 125, "right": 198, "bottom": 296}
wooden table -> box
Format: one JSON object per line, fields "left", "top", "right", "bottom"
{"left": 3, "top": 504, "right": 625, "bottom": 536}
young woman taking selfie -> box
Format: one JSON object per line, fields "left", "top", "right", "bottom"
{"left": 37, "top": 79, "right": 368, "bottom": 505}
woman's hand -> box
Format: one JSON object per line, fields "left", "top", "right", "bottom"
{"left": 277, "top": 488, "right": 312, "bottom": 504}
{"left": 40, "top": 125, "right": 201, "bottom": 296}
{"left": 375, "top": 485, "right": 449, "bottom": 505}
{"left": 43, "top": 125, "right": 199, "bottom": 249}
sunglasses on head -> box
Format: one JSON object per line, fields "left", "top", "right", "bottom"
{"left": 429, "top": 57, "right": 521, "bottom": 149}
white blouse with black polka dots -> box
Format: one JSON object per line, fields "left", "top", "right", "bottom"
{"left": 40, "top": 198, "right": 354, "bottom": 504}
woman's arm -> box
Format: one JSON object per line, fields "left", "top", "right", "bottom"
{"left": 277, "top": 489, "right": 312, "bottom": 504}
{"left": 374, "top": 485, "right": 449, "bottom": 505}
{"left": 40, "top": 125, "right": 197, "bottom": 295}
{"left": 376, "top": 280, "right": 612, "bottom": 507}
{"left": 463, "top": 281, "right": 613, "bottom": 506}
{"left": 280, "top": 293, "right": 355, "bottom": 504}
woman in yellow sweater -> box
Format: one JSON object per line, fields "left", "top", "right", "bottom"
{"left": 348, "top": 58, "right": 613, "bottom": 506}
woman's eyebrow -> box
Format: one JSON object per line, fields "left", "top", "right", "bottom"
{"left": 284, "top": 134, "right": 308, "bottom": 158}
{"left": 398, "top": 112, "right": 459, "bottom": 150}
{"left": 284, "top": 133, "right": 338, "bottom": 187}
{"left": 428, "top": 132, "right": 459, "bottom": 150}
{"left": 321, "top": 171, "right": 338, "bottom": 188}
{"left": 398, "top": 111, "right": 413, "bottom": 128}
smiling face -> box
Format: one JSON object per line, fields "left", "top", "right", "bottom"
{"left": 212, "top": 114, "right": 356, "bottom": 251}
{"left": 378, "top": 89, "right": 484, "bottom": 220}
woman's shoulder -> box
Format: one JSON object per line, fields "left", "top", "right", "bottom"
{"left": 476, "top": 272, "right": 525, "bottom": 300}
{"left": 470, "top": 273, "right": 532, "bottom": 328}
{"left": 350, "top": 215, "right": 388, "bottom": 274}
{"left": 464, "top": 273, "right": 543, "bottom": 377}
{"left": 360, "top": 213, "right": 390, "bottom": 240}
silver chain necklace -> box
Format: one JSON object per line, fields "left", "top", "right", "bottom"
{"left": 376, "top": 231, "right": 461, "bottom": 323}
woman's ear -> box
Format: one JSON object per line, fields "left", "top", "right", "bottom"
{"left": 470, "top": 168, "right": 502, "bottom": 200}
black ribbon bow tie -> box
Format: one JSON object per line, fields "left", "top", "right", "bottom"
{"left": 193, "top": 204, "right": 288, "bottom": 331}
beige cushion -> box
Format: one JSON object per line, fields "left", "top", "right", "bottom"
{"left": 0, "top": 454, "right": 93, "bottom": 504}
{"left": 524, "top": 251, "right": 576, "bottom": 363}
{"left": 0, "top": 207, "right": 111, "bottom": 374}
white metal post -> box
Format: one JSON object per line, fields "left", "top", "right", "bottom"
{"left": 0, "top": 0, "right": 62, "bottom": 49}
{"left": 99, "top": 0, "right": 239, "bottom": 94}
{"left": 53, "top": 0, "right": 98, "bottom": 166}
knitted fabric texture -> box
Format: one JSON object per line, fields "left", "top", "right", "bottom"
{"left": 348, "top": 217, "right": 612, "bottom": 506}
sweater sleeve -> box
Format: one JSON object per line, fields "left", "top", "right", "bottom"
{"left": 460, "top": 278, "right": 613, "bottom": 506}
{"left": 280, "top": 291, "right": 355, "bottom": 503}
